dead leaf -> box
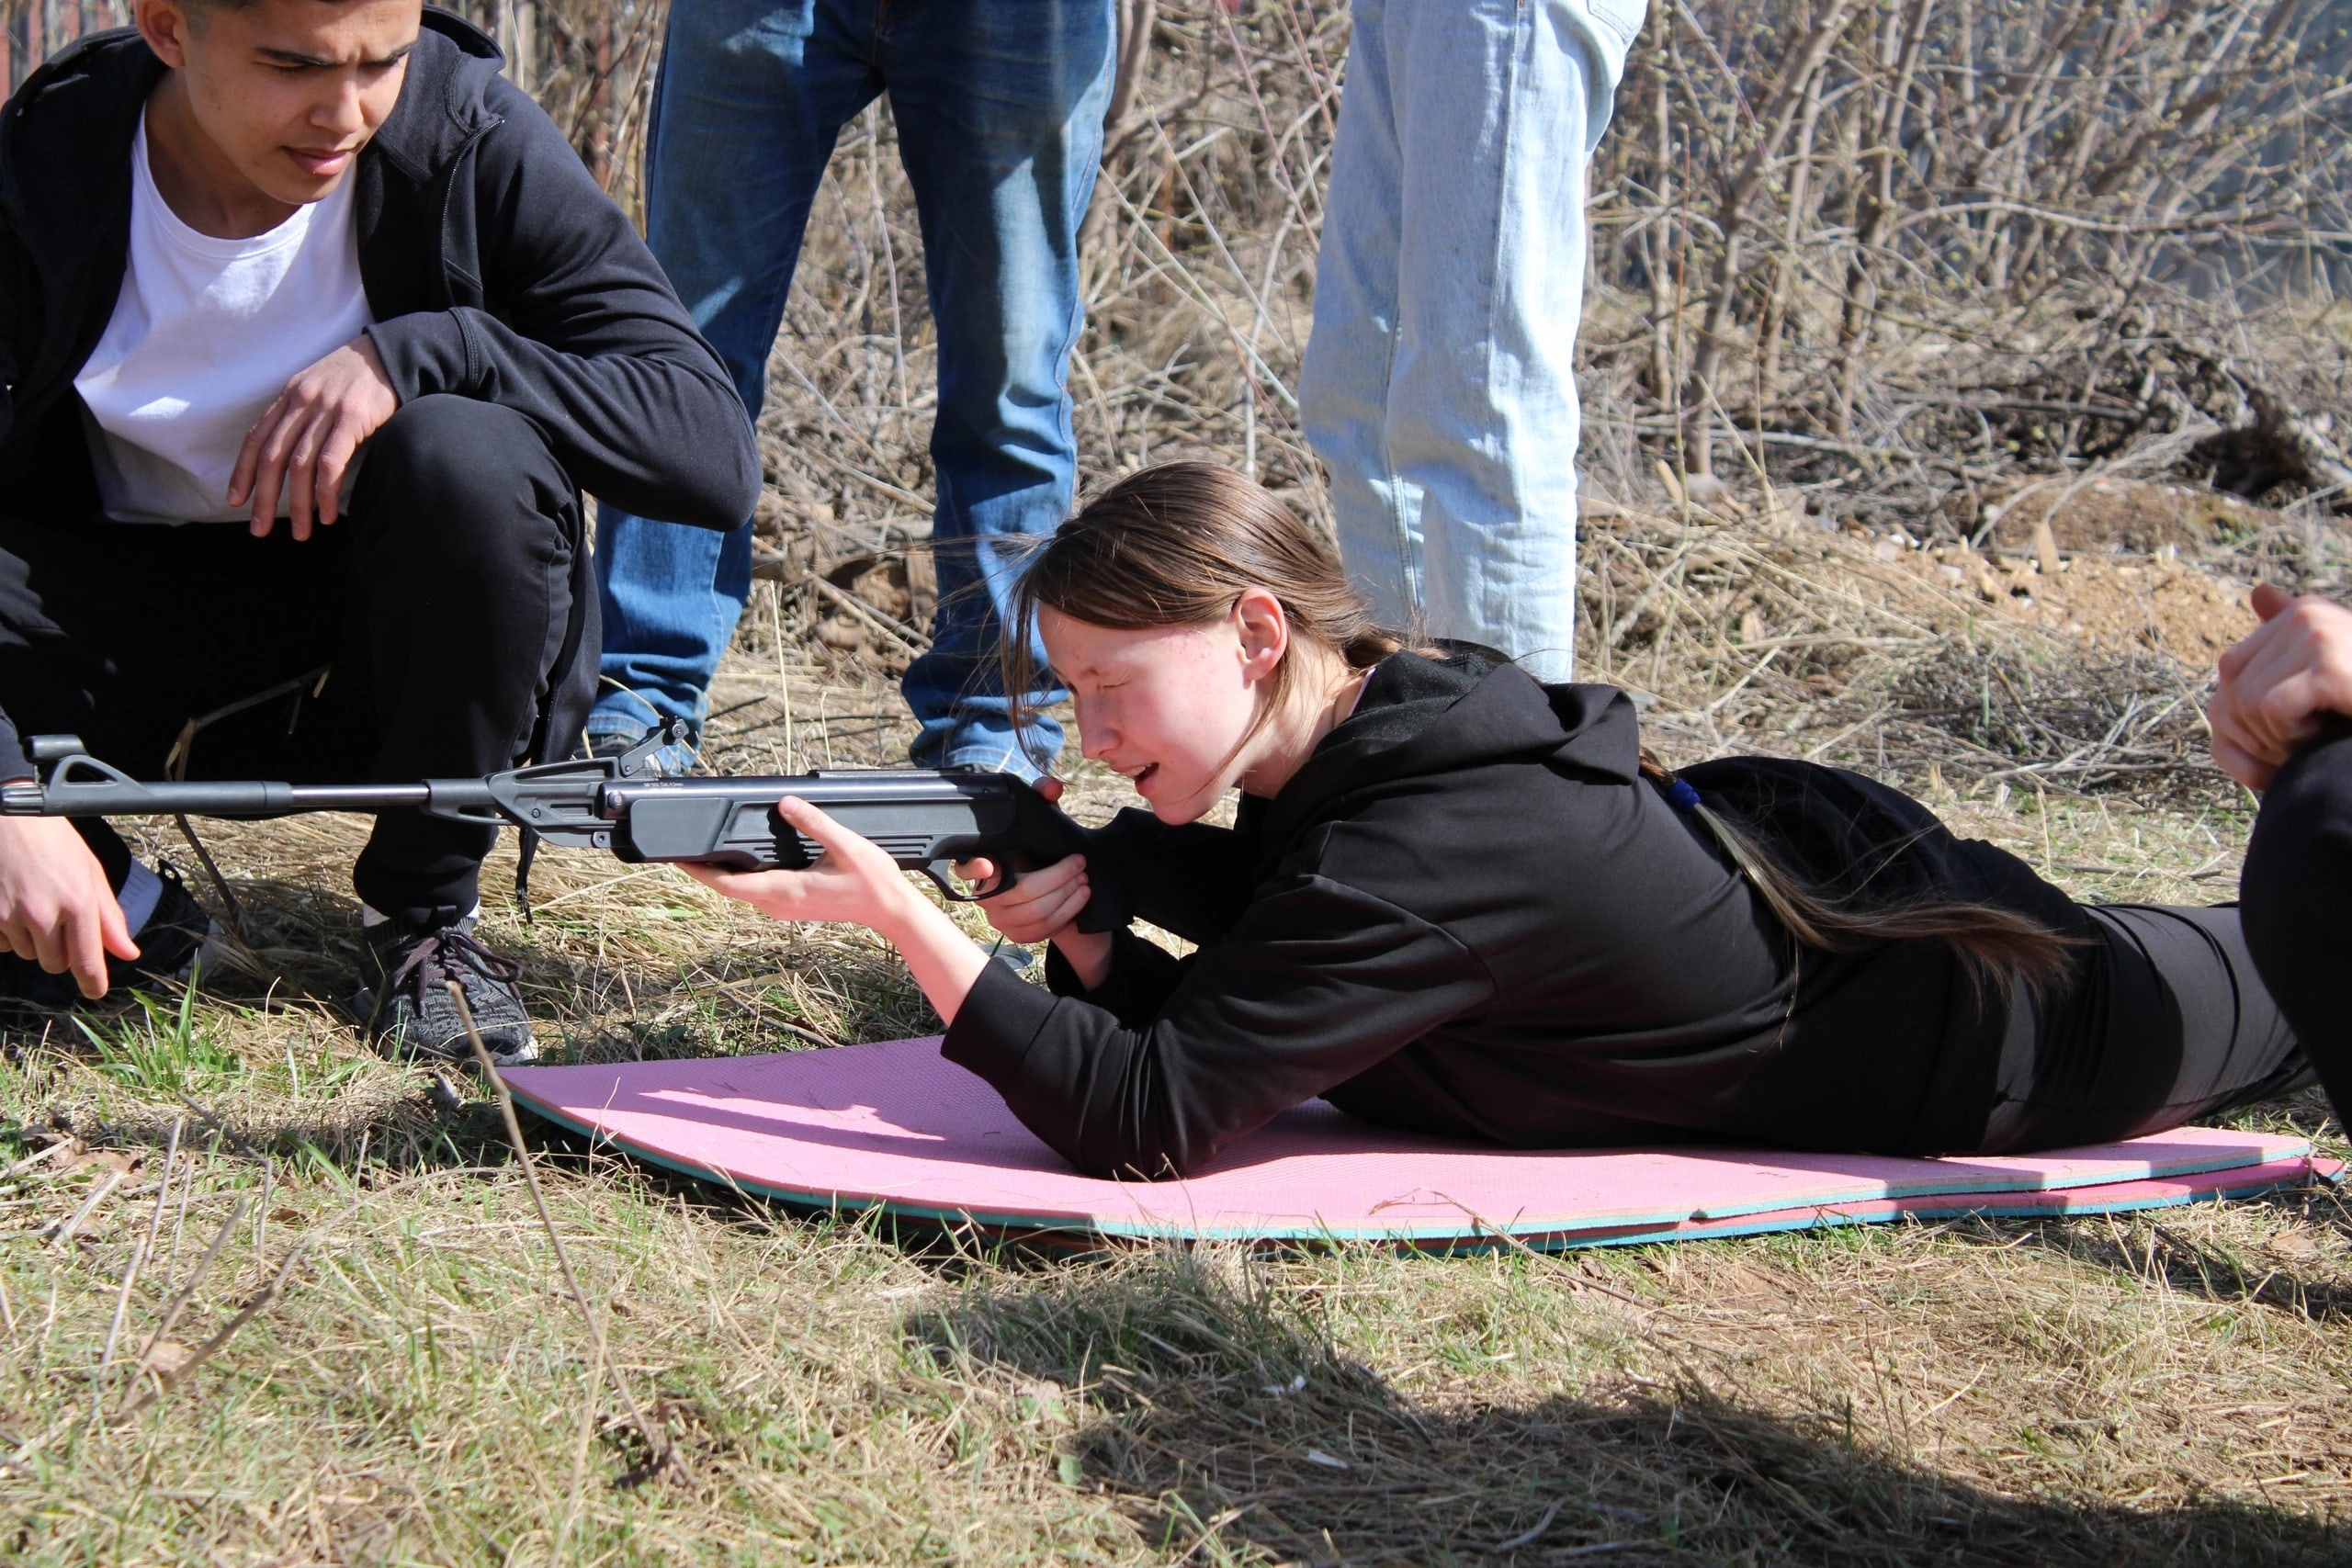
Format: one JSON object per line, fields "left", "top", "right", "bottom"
{"left": 62, "top": 1148, "right": 141, "bottom": 1178}
{"left": 140, "top": 1338, "right": 194, "bottom": 1376}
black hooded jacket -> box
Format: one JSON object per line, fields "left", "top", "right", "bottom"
{"left": 943, "top": 650, "right": 2098, "bottom": 1179}
{"left": 0, "top": 11, "right": 759, "bottom": 780}
{"left": 0, "top": 12, "right": 756, "bottom": 534}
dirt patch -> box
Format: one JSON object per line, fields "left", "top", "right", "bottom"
{"left": 1894, "top": 543, "right": 2256, "bottom": 666}
{"left": 1950, "top": 475, "right": 2293, "bottom": 557}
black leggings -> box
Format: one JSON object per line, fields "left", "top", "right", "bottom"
{"left": 1968, "top": 734, "right": 2352, "bottom": 1151}
{"left": 0, "top": 397, "right": 594, "bottom": 919}
{"left": 2240, "top": 732, "right": 2352, "bottom": 1122}
{"left": 1979, "top": 902, "right": 2311, "bottom": 1153}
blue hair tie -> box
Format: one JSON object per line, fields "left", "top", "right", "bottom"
{"left": 1664, "top": 777, "right": 1702, "bottom": 814}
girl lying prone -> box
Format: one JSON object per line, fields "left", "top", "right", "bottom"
{"left": 690, "top": 463, "right": 2340, "bottom": 1179}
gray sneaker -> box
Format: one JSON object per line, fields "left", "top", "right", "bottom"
{"left": 354, "top": 909, "right": 537, "bottom": 1066}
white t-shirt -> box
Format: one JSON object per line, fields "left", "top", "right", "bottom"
{"left": 74, "top": 111, "right": 373, "bottom": 524}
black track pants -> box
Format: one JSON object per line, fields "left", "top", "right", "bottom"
{"left": 0, "top": 396, "right": 595, "bottom": 919}
{"left": 2241, "top": 732, "right": 2352, "bottom": 1122}
{"left": 1980, "top": 901, "right": 2312, "bottom": 1153}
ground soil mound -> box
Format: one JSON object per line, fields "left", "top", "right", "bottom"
{"left": 1896, "top": 543, "right": 2256, "bottom": 665}
{"left": 1954, "top": 475, "right": 2296, "bottom": 558}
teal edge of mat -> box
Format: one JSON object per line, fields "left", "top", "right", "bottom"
{"left": 505, "top": 1089, "right": 2334, "bottom": 1251}
{"left": 1563, "top": 1171, "right": 2334, "bottom": 1250}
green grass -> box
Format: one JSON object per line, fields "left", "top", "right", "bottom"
{"left": 74, "top": 979, "right": 244, "bottom": 1099}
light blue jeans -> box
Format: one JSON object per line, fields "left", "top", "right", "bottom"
{"left": 591, "top": 0, "right": 1114, "bottom": 773}
{"left": 1299, "top": 0, "right": 1645, "bottom": 683}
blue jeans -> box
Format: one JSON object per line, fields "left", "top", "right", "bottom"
{"left": 592, "top": 0, "right": 1114, "bottom": 772}
{"left": 1299, "top": 0, "right": 1644, "bottom": 683}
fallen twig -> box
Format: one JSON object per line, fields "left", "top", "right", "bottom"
{"left": 133, "top": 1193, "right": 250, "bottom": 1376}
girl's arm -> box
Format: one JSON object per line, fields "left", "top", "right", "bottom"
{"left": 691, "top": 797, "right": 1497, "bottom": 1180}
{"left": 943, "top": 873, "right": 1496, "bottom": 1179}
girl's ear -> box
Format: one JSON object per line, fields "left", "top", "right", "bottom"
{"left": 1232, "top": 587, "right": 1289, "bottom": 682}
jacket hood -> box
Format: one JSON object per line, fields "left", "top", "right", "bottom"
{"left": 0, "top": 8, "right": 503, "bottom": 241}
{"left": 1261, "top": 650, "right": 1644, "bottom": 845}
{"left": 363, "top": 7, "right": 506, "bottom": 185}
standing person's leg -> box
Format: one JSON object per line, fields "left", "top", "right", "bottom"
{"left": 1298, "top": 0, "right": 1415, "bottom": 630}
{"left": 1304, "top": 0, "right": 1641, "bottom": 681}
{"left": 591, "top": 0, "right": 884, "bottom": 762}
{"left": 883, "top": 0, "right": 1114, "bottom": 774}
{"left": 2241, "top": 733, "right": 2352, "bottom": 1118}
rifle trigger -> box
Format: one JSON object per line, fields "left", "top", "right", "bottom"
{"left": 922, "top": 858, "right": 1012, "bottom": 904}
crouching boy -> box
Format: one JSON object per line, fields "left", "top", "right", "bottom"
{"left": 0, "top": 0, "right": 759, "bottom": 1059}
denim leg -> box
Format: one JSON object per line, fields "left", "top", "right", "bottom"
{"left": 1303, "top": 0, "right": 1639, "bottom": 683}
{"left": 1299, "top": 0, "right": 1419, "bottom": 633}
{"left": 882, "top": 0, "right": 1114, "bottom": 774}
{"left": 592, "top": 511, "right": 751, "bottom": 739}
{"left": 592, "top": 0, "right": 884, "bottom": 739}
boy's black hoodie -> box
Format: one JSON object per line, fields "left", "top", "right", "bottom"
{"left": 0, "top": 10, "right": 757, "bottom": 524}
{"left": 0, "top": 14, "right": 759, "bottom": 773}
{"left": 944, "top": 651, "right": 2098, "bottom": 1179}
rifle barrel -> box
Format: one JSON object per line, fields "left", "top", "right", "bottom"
{"left": 0, "top": 780, "right": 458, "bottom": 818}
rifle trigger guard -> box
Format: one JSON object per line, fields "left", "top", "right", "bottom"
{"left": 921, "top": 860, "right": 1012, "bottom": 904}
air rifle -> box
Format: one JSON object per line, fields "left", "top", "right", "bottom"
{"left": 0, "top": 726, "right": 1131, "bottom": 932}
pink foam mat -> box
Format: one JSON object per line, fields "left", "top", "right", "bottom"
{"left": 501, "top": 1036, "right": 2335, "bottom": 1249}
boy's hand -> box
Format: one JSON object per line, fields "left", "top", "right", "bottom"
{"left": 2211, "top": 583, "right": 2352, "bottom": 791}
{"left": 230, "top": 333, "right": 399, "bottom": 541}
{"left": 0, "top": 814, "right": 138, "bottom": 999}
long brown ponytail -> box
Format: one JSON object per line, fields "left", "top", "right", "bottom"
{"left": 1634, "top": 751, "right": 2082, "bottom": 1002}
{"left": 1011, "top": 462, "right": 2081, "bottom": 1001}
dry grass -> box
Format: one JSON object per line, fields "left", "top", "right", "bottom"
{"left": 9, "top": 1, "right": 2352, "bottom": 1561}
{"left": 6, "top": 488, "right": 2349, "bottom": 1568}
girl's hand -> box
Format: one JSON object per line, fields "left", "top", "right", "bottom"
{"left": 684, "top": 796, "right": 925, "bottom": 931}
{"left": 2211, "top": 584, "right": 2352, "bottom": 791}
{"left": 960, "top": 852, "right": 1091, "bottom": 944}
{"left": 685, "top": 795, "right": 998, "bottom": 1031}
{"left": 956, "top": 774, "right": 1117, "bottom": 989}
{"left": 958, "top": 850, "right": 1116, "bottom": 988}
{"left": 949, "top": 774, "right": 1077, "bottom": 923}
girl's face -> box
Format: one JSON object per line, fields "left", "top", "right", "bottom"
{"left": 1040, "top": 597, "right": 1287, "bottom": 823}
